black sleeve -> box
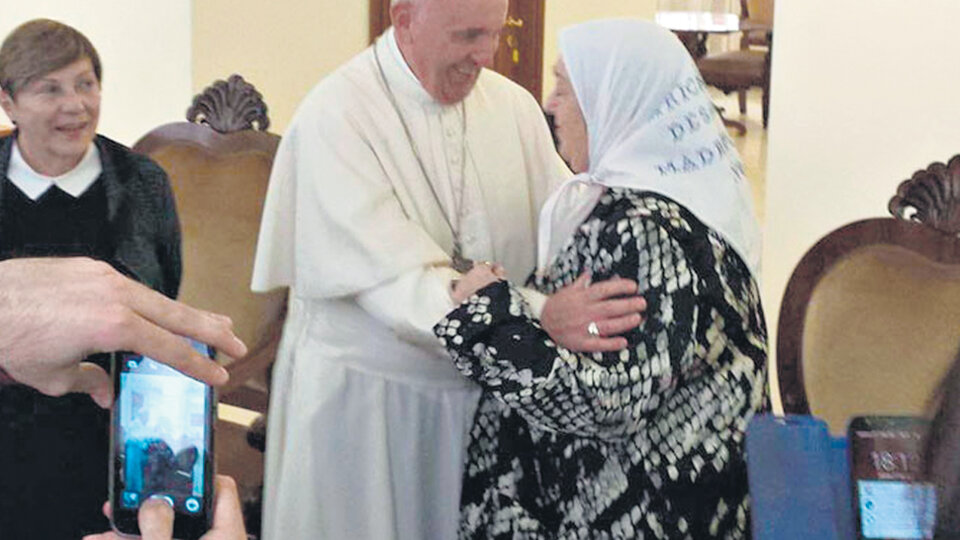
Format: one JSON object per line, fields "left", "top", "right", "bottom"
{"left": 435, "top": 208, "right": 699, "bottom": 441}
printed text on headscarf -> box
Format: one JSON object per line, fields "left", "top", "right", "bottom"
{"left": 651, "top": 76, "right": 745, "bottom": 180}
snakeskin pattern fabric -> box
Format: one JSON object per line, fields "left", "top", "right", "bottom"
{"left": 435, "top": 189, "right": 768, "bottom": 539}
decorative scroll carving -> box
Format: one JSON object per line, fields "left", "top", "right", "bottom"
{"left": 186, "top": 74, "right": 270, "bottom": 133}
{"left": 889, "top": 154, "right": 960, "bottom": 235}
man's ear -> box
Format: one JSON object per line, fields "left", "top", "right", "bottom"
{"left": 391, "top": 1, "right": 415, "bottom": 43}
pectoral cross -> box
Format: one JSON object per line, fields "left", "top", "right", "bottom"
{"left": 451, "top": 241, "right": 474, "bottom": 273}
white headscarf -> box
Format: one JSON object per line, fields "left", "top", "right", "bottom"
{"left": 537, "top": 19, "right": 762, "bottom": 278}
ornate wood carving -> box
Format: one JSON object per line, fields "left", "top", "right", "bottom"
{"left": 888, "top": 154, "right": 960, "bottom": 235}
{"left": 186, "top": 74, "right": 270, "bottom": 134}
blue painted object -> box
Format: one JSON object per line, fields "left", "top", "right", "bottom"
{"left": 746, "top": 414, "right": 854, "bottom": 539}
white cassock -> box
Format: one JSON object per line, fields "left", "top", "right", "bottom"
{"left": 251, "top": 29, "right": 570, "bottom": 540}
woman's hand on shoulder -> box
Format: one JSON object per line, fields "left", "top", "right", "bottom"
{"left": 541, "top": 273, "right": 646, "bottom": 353}
{"left": 450, "top": 262, "right": 506, "bottom": 304}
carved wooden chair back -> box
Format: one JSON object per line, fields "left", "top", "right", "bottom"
{"left": 777, "top": 155, "right": 960, "bottom": 434}
{"left": 132, "top": 75, "right": 285, "bottom": 413}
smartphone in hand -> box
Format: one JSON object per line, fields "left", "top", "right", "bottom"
{"left": 848, "top": 415, "right": 935, "bottom": 540}
{"left": 109, "top": 339, "right": 216, "bottom": 539}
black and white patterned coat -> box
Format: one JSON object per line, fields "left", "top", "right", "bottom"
{"left": 435, "top": 189, "right": 768, "bottom": 539}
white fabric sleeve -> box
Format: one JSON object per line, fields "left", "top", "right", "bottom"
{"left": 356, "top": 265, "right": 460, "bottom": 352}
{"left": 516, "top": 287, "right": 548, "bottom": 319}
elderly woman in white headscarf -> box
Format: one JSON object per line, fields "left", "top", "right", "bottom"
{"left": 434, "top": 19, "right": 768, "bottom": 539}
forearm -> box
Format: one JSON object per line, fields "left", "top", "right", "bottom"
{"left": 358, "top": 264, "right": 460, "bottom": 352}
{"left": 436, "top": 280, "right": 671, "bottom": 439}
{"left": 515, "top": 286, "right": 548, "bottom": 318}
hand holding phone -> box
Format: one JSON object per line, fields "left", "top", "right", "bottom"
{"left": 84, "top": 475, "right": 246, "bottom": 540}
{"left": 109, "top": 339, "right": 217, "bottom": 539}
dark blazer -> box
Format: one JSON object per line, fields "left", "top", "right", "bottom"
{"left": 0, "top": 133, "right": 182, "bottom": 297}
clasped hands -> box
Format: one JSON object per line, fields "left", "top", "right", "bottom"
{"left": 449, "top": 261, "right": 507, "bottom": 304}
{"left": 451, "top": 264, "right": 646, "bottom": 352}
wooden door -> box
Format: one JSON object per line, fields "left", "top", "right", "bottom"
{"left": 369, "top": 0, "right": 545, "bottom": 101}
{"left": 493, "top": 1, "right": 545, "bottom": 101}
{"left": 369, "top": 0, "right": 391, "bottom": 42}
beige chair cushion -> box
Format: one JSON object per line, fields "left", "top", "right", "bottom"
{"left": 802, "top": 244, "right": 960, "bottom": 433}
{"left": 150, "top": 144, "right": 280, "bottom": 362}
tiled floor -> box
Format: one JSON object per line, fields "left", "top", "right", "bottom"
{"left": 711, "top": 87, "right": 768, "bottom": 223}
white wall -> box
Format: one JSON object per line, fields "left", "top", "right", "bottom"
{"left": 1, "top": 1, "right": 192, "bottom": 145}
{"left": 762, "top": 0, "right": 960, "bottom": 410}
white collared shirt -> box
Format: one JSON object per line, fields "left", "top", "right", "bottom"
{"left": 8, "top": 142, "right": 102, "bottom": 201}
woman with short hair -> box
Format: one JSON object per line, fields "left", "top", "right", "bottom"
{"left": 0, "top": 19, "right": 181, "bottom": 538}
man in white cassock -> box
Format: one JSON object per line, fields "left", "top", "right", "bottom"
{"left": 250, "top": 0, "right": 646, "bottom": 538}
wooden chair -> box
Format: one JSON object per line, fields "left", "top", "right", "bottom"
{"left": 132, "top": 75, "right": 285, "bottom": 531}
{"left": 132, "top": 74, "right": 285, "bottom": 412}
{"left": 696, "top": 0, "right": 773, "bottom": 129}
{"left": 739, "top": 0, "right": 774, "bottom": 51}
{"left": 777, "top": 155, "right": 960, "bottom": 434}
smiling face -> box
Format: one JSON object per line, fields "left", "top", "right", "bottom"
{"left": 0, "top": 57, "right": 100, "bottom": 176}
{"left": 544, "top": 58, "right": 589, "bottom": 173}
{"left": 392, "top": 0, "right": 508, "bottom": 104}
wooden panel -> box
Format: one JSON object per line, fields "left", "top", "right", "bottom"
{"left": 493, "top": 1, "right": 545, "bottom": 101}
{"left": 369, "top": 0, "right": 392, "bottom": 42}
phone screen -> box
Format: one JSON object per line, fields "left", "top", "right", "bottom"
{"left": 849, "top": 417, "right": 936, "bottom": 540}
{"left": 110, "top": 341, "right": 215, "bottom": 538}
